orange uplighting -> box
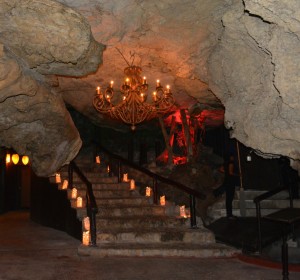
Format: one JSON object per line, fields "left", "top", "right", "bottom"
{"left": 12, "top": 154, "right": 19, "bottom": 165}
{"left": 22, "top": 155, "right": 29, "bottom": 165}
{"left": 6, "top": 154, "right": 10, "bottom": 164}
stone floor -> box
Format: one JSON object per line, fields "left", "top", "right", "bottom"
{"left": 0, "top": 211, "right": 299, "bottom": 280}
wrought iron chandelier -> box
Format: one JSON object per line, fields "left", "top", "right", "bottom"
{"left": 93, "top": 65, "right": 175, "bottom": 130}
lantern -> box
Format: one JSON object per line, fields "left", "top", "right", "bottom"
{"left": 22, "top": 155, "right": 29, "bottom": 165}
{"left": 82, "top": 231, "right": 90, "bottom": 246}
{"left": 76, "top": 196, "right": 83, "bottom": 208}
{"left": 12, "top": 154, "right": 19, "bottom": 165}
{"left": 6, "top": 154, "right": 10, "bottom": 164}
{"left": 123, "top": 173, "right": 128, "bottom": 182}
{"left": 83, "top": 217, "right": 90, "bottom": 231}
{"left": 145, "top": 187, "right": 151, "bottom": 197}
{"left": 180, "top": 205, "right": 186, "bottom": 218}
{"left": 160, "top": 195, "right": 166, "bottom": 206}
{"left": 61, "top": 180, "right": 68, "bottom": 190}
{"left": 71, "top": 188, "right": 78, "bottom": 199}
{"left": 55, "top": 173, "right": 61, "bottom": 184}
{"left": 95, "top": 156, "right": 101, "bottom": 164}
{"left": 130, "top": 179, "right": 135, "bottom": 190}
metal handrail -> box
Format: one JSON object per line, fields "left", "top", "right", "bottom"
{"left": 96, "top": 144, "right": 206, "bottom": 228}
{"left": 68, "top": 161, "right": 98, "bottom": 246}
{"left": 253, "top": 186, "right": 292, "bottom": 253}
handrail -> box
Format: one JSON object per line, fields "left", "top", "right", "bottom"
{"left": 69, "top": 161, "right": 98, "bottom": 246}
{"left": 96, "top": 143, "right": 206, "bottom": 228}
{"left": 253, "top": 186, "right": 293, "bottom": 253}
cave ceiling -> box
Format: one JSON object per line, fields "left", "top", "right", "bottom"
{"left": 0, "top": 0, "right": 299, "bottom": 176}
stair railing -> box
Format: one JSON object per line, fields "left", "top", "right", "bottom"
{"left": 253, "top": 186, "right": 291, "bottom": 253}
{"left": 96, "top": 144, "right": 205, "bottom": 229}
{"left": 68, "top": 161, "right": 98, "bottom": 246}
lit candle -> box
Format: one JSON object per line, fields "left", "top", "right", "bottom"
{"left": 123, "top": 173, "right": 128, "bottom": 182}
{"left": 110, "top": 80, "right": 114, "bottom": 88}
{"left": 160, "top": 195, "right": 166, "bottom": 206}
{"left": 6, "top": 154, "right": 10, "bottom": 164}
{"left": 152, "top": 91, "right": 157, "bottom": 102}
{"left": 143, "top": 76, "right": 147, "bottom": 84}
{"left": 166, "top": 85, "right": 170, "bottom": 93}
{"left": 55, "top": 173, "right": 61, "bottom": 184}
{"left": 82, "top": 231, "right": 90, "bottom": 246}
{"left": 96, "top": 86, "right": 101, "bottom": 95}
{"left": 76, "top": 196, "right": 83, "bottom": 208}
{"left": 156, "top": 79, "right": 160, "bottom": 87}
{"left": 145, "top": 187, "right": 151, "bottom": 197}
{"left": 83, "top": 217, "right": 90, "bottom": 231}
{"left": 61, "top": 179, "right": 68, "bottom": 190}
{"left": 71, "top": 187, "right": 78, "bottom": 199}
{"left": 140, "top": 92, "right": 145, "bottom": 102}
{"left": 130, "top": 179, "right": 135, "bottom": 190}
{"left": 180, "top": 205, "right": 186, "bottom": 217}
{"left": 95, "top": 155, "right": 101, "bottom": 164}
{"left": 123, "top": 96, "right": 126, "bottom": 101}
{"left": 107, "top": 165, "right": 110, "bottom": 174}
{"left": 125, "top": 78, "right": 130, "bottom": 85}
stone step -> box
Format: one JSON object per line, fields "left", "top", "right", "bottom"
{"left": 95, "top": 197, "right": 151, "bottom": 206}
{"left": 236, "top": 189, "right": 290, "bottom": 200}
{"left": 92, "top": 182, "right": 131, "bottom": 191}
{"left": 96, "top": 216, "right": 189, "bottom": 229}
{"left": 96, "top": 205, "right": 165, "bottom": 217}
{"left": 96, "top": 227, "right": 215, "bottom": 244}
{"left": 78, "top": 242, "right": 240, "bottom": 258}
{"left": 93, "top": 189, "right": 140, "bottom": 198}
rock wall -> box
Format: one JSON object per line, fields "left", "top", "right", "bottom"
{"left": 209, "top": 0, "right": 300, "bottom": 171}
{"left": 0, "top": 0, "right": 104, "bottom": 176}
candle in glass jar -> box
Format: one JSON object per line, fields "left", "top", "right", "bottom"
{"left": 160, "top": 195, "right": 166, "bottom": 206}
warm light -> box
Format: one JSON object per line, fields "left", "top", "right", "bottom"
{"left": 61, "top": 179, "right": 68, "bottom": 190}
{"left": 166, "top": 85, "right": 170, "bottom": 93}
{"left": 82, "top": 231, "right": 90, "bottom": 246}
{"left": 22, "top": 155, "right": 29, "bottom": 165}
{"left": 83, "top": 217, "right": 90, "bottom": 231}
{"left": 180, "top": 205, "right": 186, "bottom": 218}
{"left": 96, "top": 86, "right": 101, "bottom": 95}
{"left": 6, "top": 154, "right": 10, "bottom": 164}
{"left": 143, "top": 76, "right": 147, "bottom": 84}
{"left": 130, "top": 179, "right": 135, "bottom": 190}
{"left": 152, "top": 91, "right": 157, "bottom": 102}
{"left": 55, "top": 173, "right": 61, "bottom": 184}
{"left": 110, "top": 80, "right": 114, "bottom": 88}
{"left": 145, "top": 187, "right": 151, "bottom": 197}
{"left": 123, "top": 173, "right": 128, "bottom": 182}
{"left": 95, "top": 155, "right": 101, "bottom": 164}
{"left": 12, "top": 154, "right": 19, "bottom": 165}
{"left": 76, "top": 196, "right": 83, "bottom": 208}
{"left": 107, "top": 165, "right": 110, "bottom": 174}
{"left": 156, "top": 79, "right": 160, "bottom": 87}
{"left": 160, "top": 195, "right": 166, "bottom": 206}
{"left": 125, "top": 78, "right": 130, "bottom": 85}
{"left": 71, "top": 188, "right": 78, "bottom": 199}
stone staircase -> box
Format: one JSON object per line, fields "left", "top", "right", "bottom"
{"left": 208, "top": 188, "right": 300, "bottom": 220}
{"left": 57, "top": 161, "right": 239, "bottom": 258}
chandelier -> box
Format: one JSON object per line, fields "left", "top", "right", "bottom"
{"left": 93, "top": 65, "right": 175, "bottom": 130}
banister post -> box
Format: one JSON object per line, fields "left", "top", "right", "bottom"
{"left": 153, "top": 178, "right": 158, "bottom": 205}
{"left": 189, "top": 194, "right": 197, "bottom": 228}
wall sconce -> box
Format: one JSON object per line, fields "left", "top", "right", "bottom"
{"left": 6, "top": 154, "right": 10, "bottom": 164}
{"left": 12, "top": 154, "right": 19, "bottom": 165}
{"left": 246, "top": 150, "right": 253, "bottom": 162}
{"left": 22, "top": 155, "right": 29, "bottom": 165}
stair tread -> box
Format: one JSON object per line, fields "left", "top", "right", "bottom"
{"left": 97, "top": 226, "right": 206, "bottom": 233}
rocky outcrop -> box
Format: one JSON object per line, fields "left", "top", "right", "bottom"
{"left": 0, "top": 0, "right": 105, "bottom": 176}
{"left": 209, "top": 0, "right": 300, "bottom": 170}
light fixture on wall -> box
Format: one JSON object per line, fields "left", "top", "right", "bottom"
{"left": 12, "top": 154, "right": 20, "bottom": 165}
{"left": 93, "top": 50, "right": 175, "bottom": 130}
{"left": 21, "top": 155, "right": 29, "bottom": 165}
{"left": 6, "top": 154, "right": 11, "bottom": 164}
